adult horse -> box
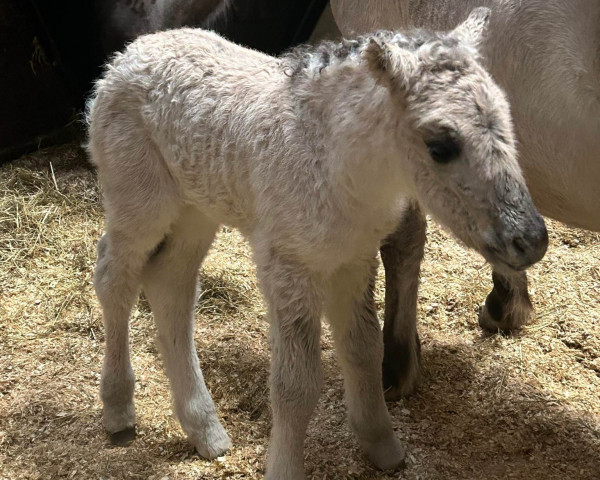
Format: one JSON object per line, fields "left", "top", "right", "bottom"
{"left": 331, "top": 0, "right": 600, "bottom": 398}
{"left": 94, "top": 0, "right": 230, "bottom": 54}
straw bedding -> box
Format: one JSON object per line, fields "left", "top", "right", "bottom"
{"left": 1, "top": 144, "right": 598, "bottom": 479}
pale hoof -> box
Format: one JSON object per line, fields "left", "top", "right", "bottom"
{"left": 361, "top": 434, "right": 406, "bottom": 471}
{"left": 192, "top": 421, "right": 232, "bottom": 459}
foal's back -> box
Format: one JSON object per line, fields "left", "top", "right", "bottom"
{"left": 89, "top": 29, "right": 286, "bottom": 228}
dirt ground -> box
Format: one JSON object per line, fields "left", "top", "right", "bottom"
{"left": 0, "top": 144, "right": 599, "bottom": 480}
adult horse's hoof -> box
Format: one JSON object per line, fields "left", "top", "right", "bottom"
{"left": 478, "top": 271, "right": 533, "bottom": 333}
{"left": 382, "top": 333, "right": 421, "bottom": 401}
{"left": 479, "top": 288, "right": 533, "bottom": 333}
{"left": 478, "top": 301, "right": 532, "bottom": 333}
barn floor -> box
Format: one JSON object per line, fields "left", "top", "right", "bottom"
{"left": 1, "top": 144, "right": 599, "bottom": 480}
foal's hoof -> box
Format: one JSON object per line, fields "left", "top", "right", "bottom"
{"left": 103, "top": 401, "right": 136, "bottom": 446}
{"left": 362, "top": 435, "right": 406, "bottom": 471}
{"left": 109, "top": 426, "right": 137, "bottom": 446}
{"left": 192, "top": 421, "right": 232, "bottom": 459}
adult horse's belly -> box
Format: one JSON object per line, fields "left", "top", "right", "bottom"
{"left": 515, "top": 116, "right": 600, "bottom": 232}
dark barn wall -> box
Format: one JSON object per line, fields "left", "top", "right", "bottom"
{"left": 0, "top": 1, "right": 88, "bottom": 160}
{"left": 0, "top": 0, "right": 327, "bottom": 163}
{"left": 212, "top": 0, "right": 328, "bottom": 55}
{"left": 31, "top": 1, "right": 106, "bottom": 98}
{"left": 0, "top": 0, "right": 107, "bottom": 162}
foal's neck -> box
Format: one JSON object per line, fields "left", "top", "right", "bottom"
{"left": 287, "top": 61, "right": 411, "bottom": 209}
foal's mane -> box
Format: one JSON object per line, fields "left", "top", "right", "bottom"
{"left": 280, "top": 28, "right": 477, "bottom": 80}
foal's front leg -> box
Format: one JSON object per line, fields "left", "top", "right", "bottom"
{"left": 380, "top": 201, "right": 426, "bottom": 399}
{"left": 325, "top": 257, "right": 405, "bottom": 470}
{"left": 256, "top": 253, "right": 324, "bottom": 480}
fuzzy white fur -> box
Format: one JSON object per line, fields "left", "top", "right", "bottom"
{"left": 87, "top": 10, "right": 544, "bottom": 479}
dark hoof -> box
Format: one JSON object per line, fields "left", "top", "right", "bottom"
{"left": 478, "top": 304, "right": 509, "bottom": 333}
{"left": 478, "top": 271, "right": 533, "bottom": 333}
{"left": 383, "top": 367, "right": 420, "bottom": 401}
{"left": 478, "top": 295, "right": 532, "bottom": 334}
{"left": 109, "top": 426, "right": 136, "bottom": 446}
{"left": 382, "top": 334, "right": 421, "bottom": 401}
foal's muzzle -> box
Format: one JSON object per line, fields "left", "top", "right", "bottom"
{"left": 485, "top": 209, "right": 548, "bottom": 271}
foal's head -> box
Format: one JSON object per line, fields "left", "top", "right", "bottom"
{"left": 365, "top": 8, "right": 548, "bottom": 271}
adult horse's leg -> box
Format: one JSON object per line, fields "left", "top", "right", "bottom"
{"left": 380, "top": 201, "right": 426, "bottom": 400}
{"left": 380, "top": 204, "right": 534, "bottom": 398}
{"left": 478, "top": 269, "right": 533, "bottom": 332}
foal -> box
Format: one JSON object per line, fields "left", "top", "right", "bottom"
{"left": 87, "top": 8, "right": 546, "bottom": 479}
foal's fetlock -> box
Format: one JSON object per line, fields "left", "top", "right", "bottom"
{"left": 265, "top": 444, "right": 305, "bottom": 480}
{"left": 358, "top": 432, "right": 406, "bottom": 471}
{"left": 352, "top": 415, "right": 406, "bottom": 471}
{"left": 188, "top": 418, "right": 232, "bottom": 459}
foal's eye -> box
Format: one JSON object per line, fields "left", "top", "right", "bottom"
{"left": 426, "top": 138, "right": 461, "bottom": 164}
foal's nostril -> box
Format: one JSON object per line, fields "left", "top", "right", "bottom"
{"left": 511, "top": 236, "right": 527, "bottom": 255}
{"left": 506, "top": 217, "right": 548, "bottom": 268}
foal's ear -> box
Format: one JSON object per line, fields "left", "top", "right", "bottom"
{"left": 363, "top": 38, "right": 418, "bottom": 89}
{"left": 452, "top": 7, "right": 491, "bottom": 47}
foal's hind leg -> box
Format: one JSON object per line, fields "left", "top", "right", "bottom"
{"left": 325, "top": 257, "right": 405, "bottom": 471}
{"left": 95, "top": 226, "right": 169, "bottom": 444}
{"left": 141, "top": 208, "right": 231, "bottom": 459}
{"left": 478, "top": 269, "right": 533, "bottom": 332}
{"left": 380, "top": 201, "right": 426, "bottom": 400}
